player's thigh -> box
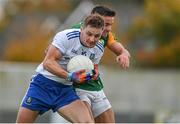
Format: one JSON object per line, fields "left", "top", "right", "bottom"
{"left": 16, "top": 107, "right": 39, "bottom": 123}
{"left": 75, "top": 89, "right": 94, "bottom": 120}
{"left": 95, "top": 108, "right": 115, "bottom": 123}
{"left": 57, "top": 99, "right": 94, "bottom": 123}
{"left": 91, "top": 90, "right": 112, "bottom": 117}
{"left": 83, "top": 101, "right": 94, "bottom": 120}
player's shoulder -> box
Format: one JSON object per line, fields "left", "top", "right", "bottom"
{"left": 108, "top": 31, "right": 115, "bottom": 37}
{"left": 55, "top": 29, "right": 80, "bottom": 39}
{"left": 56, "top": 28, "right": 80, "bottom": 35}
{"left": 65, "top": 29, "right": 80, "bottom": 40}
{"left": 108, "top": 31, "right": 118, "bottom": 41}
{"left": 95, "top": 41, "right": 104, "bottom": 53}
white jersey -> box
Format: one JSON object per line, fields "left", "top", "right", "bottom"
{"left": 36, "top": 29, "right": 104, "bottom": 85}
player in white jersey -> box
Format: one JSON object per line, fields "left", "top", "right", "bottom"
{"left": 16, "top": 14, "right": 104, "bottom": 123}
{"left": 35, "top": 28, "right": 103, "bottom": 85}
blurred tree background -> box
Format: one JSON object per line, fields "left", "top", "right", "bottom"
{"left": 0, "top": 0, "right": 179, "bottom": 68}
{"left": 0, "top": 0, "right": 79, "bottom": 62}
{"left": 125, "top": 0, "right": 180, "bottom": 68}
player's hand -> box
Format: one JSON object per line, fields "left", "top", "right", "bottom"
{"left": 116, "top": 49, "right": 130, "bottom": 69}
{"left": 91, "top": 64, "right": 99, "bottom": 80}
{"left": 67, "top": 69, "right": 92, "bottom": 84}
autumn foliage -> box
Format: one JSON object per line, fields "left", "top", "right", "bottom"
{"left": 126, "top": 0, "right": 180, "bottom": 68}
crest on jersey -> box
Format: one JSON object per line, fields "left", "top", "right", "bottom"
{"left": 90, "top": 53, "right": 95, "bottom": 60}
{"left": 81, "top": 49, "right": 87, "bottom": 56}
{"left": 71, "top": 49, "right": 78, "bottom": 54}
{"left": 25, "top": 97, "right": 32, "bottom": 105}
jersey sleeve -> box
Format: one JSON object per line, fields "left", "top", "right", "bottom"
{"left": 51, "top": 31, "right": 68, "bottom": 54}
{"left": 107, "top": 32, "right": 116, "bottom": 47}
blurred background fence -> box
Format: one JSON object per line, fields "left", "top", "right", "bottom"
{"left": 0, "top": 62, "right": 180, "bottom": 123}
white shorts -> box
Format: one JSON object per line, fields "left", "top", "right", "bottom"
{"left": 75, "top": 88, "right": 112, "bottom": 118}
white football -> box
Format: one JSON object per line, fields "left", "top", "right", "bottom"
{"left": 67, "top": 55, "right": 94, "bottom": 74}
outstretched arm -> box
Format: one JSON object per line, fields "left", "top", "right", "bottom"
{"left": 108, "top": 42, "right": 130, "bottom": 69}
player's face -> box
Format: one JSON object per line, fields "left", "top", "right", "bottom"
{"left": 80, "top": 25, "right": 103, "bottom": 48}
{"left": 102, "top": 16, "right": 114, "bottom": 37}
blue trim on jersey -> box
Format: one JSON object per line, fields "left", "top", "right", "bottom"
{"left": 67, "top": 32, "right": 80, "bottom": 38}
{"left": 68, "top": 35, "right": 80, "bottom": 40}
{"left": 66, "top": 31, "right": 79, "bottom": 36}
{"left": 66, "top": 31, "right": 80, "bottom": 40}
{"left": 67, "top": 33, "right": 80, "bottom": 38}
{"left": 96, "top": 43, "right": 104, "bottom": 52}
{"left": 97, "top": 42, "right": 103, "bottom": 48}
{"left": 21, "top": 74, "right": 79, "bottom": 115}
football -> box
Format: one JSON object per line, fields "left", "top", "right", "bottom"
{"left": 67, "top": 55, "right": 94, "bottom": 74}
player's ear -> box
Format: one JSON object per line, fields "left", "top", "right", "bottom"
{"left": 80, "top": 26, "right": 84, "bottom": 31}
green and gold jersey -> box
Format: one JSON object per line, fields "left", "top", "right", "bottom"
{"left": 71, "top": 22, "right": 116, "bottom": 91}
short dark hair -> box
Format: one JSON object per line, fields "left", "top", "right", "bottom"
{"left": 83, "top": 14, "right": 104, "bottom": 29}
{"left": 91, "top": 5, "right": 116, "bottom": 17}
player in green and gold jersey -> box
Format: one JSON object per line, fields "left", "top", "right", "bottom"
{"left": 72, "top": 6, "right": 130, "bottom": 123}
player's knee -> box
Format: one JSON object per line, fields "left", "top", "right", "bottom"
{"left": 78, "top": 118, "right": 94, "bottom": 123}
{"left": 75, "top": 114, "right": 94, "bottom": 123}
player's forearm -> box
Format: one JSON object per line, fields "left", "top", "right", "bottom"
{"left": 109, "top": 42, "right": 130, "bottom": 57}
{"left": 43, "top": 59, "right": 68, "bottom": 79}
{"left": 109, "top": 42, "right": 131, "bottom": 59}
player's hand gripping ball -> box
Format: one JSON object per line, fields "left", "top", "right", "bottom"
{"left": 67, "top": 55, "right": 94, "bottom": 83}
{"left": 91, "top": 64, "right": 99, "bottom": 80}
